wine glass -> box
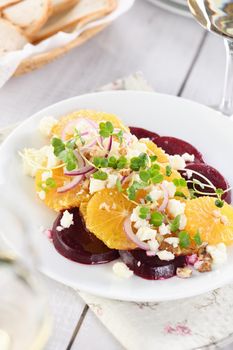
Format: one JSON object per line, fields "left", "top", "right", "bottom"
{"left": 0, "top": 246, "right": 52, "bottom": 350}
{"left": 188, "top": 0, "right": 233, "bottom": 116}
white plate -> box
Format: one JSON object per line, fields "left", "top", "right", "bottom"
{"left": 0, "top": 91, "right": 233, "bottom": 302}
{"left": 146, "top": 0, "right": 191, "bottom": 18}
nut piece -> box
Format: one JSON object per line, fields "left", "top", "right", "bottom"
{"left": 197, "top": 261, "right": 212, "bottom": 273}
{"left": 176, "top": 267, "right": 193, "bottom": 279}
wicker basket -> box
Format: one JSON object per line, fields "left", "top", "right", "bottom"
{"left": 15, "top": 24, "right": 106, "bottom": 76}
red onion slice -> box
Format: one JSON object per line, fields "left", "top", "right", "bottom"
{"left": 123, "top": 216, "right": 150, "bottom": 250}
{"left": 73, "top": 150, "right": 85, "bottom": 168}
{"left": 158, "top": 182, "right": 169, "bottom": 212}
{"left": 64, "top": 165, "right": 95, "bottom": 176}
{"left": 57, "top": 175, "right": 84, "bottom": 193}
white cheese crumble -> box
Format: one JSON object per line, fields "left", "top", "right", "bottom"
{"left": 127, "top": 139, "right": 147, "bottom": 159}
{"left": 136, "top": 227, "right": 157, "bottom": 241}
{"left": 182, "top": 153, "right": 195, "bottom": 162}
{"left": 37, "top": 190, "right": 46, "bottom": 200}
{"left": 41, "top": 170, "right": 52, "bottom": 182}
{"left": 149, "top": 187, "right": 163, "bottom": 201}
{"left": 39, "top": 116, "right": 57, "bottom": 137}
{"left": 60, "top": 210, "right": 74, "bottom": 229}
{"left": 186, "top": 170, "right": 193, "bottom": 179}
{"left": 148, "top": 238, "right": 159, "bottom": 252}
{"left": 163, "top": 180, "right": 176, "bottom": 198}
{"left": 169, "top": 155, "right": 186, "bottom": 170}
{"left": 159, "top": 223, "right": 171, "bottom": 235}
{"left": 179, "top": 214, "right": 187, "bottom": 230}
{"left": 167, "top": 199, "right": 186, "bottom": 218}
{"left": 157, "top": 250, "right": 175, "bottom": 261}
{"left": 107, "top": 174, "right": 118, "bottom": 188}
{"left": 164, "top": 237, "right": 179, "bottom": 248}
{"left": 89, "top": 178, "right": 106, "bottom": 194}
{"left": 22, "top": 146, "right": 58, "bottom": 177}
{"left": 207, "top": 243, "right": 227, "bottom": 265}
{"left": 112, "top": 262, "right": 133, "bottom": 278}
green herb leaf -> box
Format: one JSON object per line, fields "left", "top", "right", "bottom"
{"left": 52, "top": 137, "right": 65, "bottom": 157}
{"left": 116, "top": 178, "right": 123, "bottom": 192}
{"left": 93, "top": 171, "right": 108, "bottom": 181}
{"left": 150, "top": 211, "right": 163, "bottom": 227}
{"left": 127, "top": 181, "right": 144, "bottom": 200}
{"left": 151, "top": 173, "right": 164, "bottom": 184}
{"left": 216, "top": 188, "right": 224, "bottom": 196}
{"left": 194, "top": 230, "right": 202, "bottom": 246}
{"left": 45, "top": 177, "right": 56, "bottom": 189}
{"left": 99, "top": 121, "right": 114, "bottom": 138}
{"left": 93, "top": 157, "right": 108, "bottom": 168}
{"left": 108, "top": 156, "right": 117, "bottom": 169}
{"left": 170, "top": 215, "right": 181, "bottom": 233}
{"left": 150, "top": 155, "right": 157, "bottom": 162}
{"left": 116, "top": 130, "right": 123, "bottom": 145}
{"left": 117, "top": 156, "right": 127, "bottom": 169}
{"left": 173, "top": 178, "right": 187, "bottom": 187}
{"left": 179, "top": 231, "right": 191, "bottom": 248}
{"left": 59, "top": 149, "right": 77, "bottom": 171}
{"left": 139, "top": 206, "right": 150, "bottom": 219}
{"left": 175, "top": 191, "right": 187, "bottom": 199}
{"left": 165, "top": 165, "right": 172, "bottom": 177}
{"left": 215, "top": 199, "right": 224, "bottom": 208}
{"left": 139, "top": 170, "right": 150, "bottom": 183}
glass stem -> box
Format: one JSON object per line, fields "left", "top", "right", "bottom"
{"left": 219, "top": 39, "right": 233, "bottom": 116}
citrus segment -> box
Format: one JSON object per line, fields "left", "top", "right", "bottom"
{"left": 35, "top": 167, "right": 90, "bottom": 212}
{"left": 142, "top": 139, "right": 169, "bottom": 163}
{"left": 85, "top": 189, "right": 136, "bottom": 249}
{"left": 51, "top": 110, "right": 129, "bottom": 137}
{"left": 185, "top": 197, "right": 233, "bottom": 245}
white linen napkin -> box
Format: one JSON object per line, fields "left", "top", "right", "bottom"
{"left": 0, "top": 0, "right": 134, "bottom": 89}
{"left": 1, "top": 72, "right": 233, "bottom": 350}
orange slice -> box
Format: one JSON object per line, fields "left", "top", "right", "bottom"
{"left": 35, "top": 167, "right": 90, "bottom": 212}
{"left": 85, "top": 189, "right": 136, "bottom": 249}
{"left": 142, "top": 139, "right": 169, "bottom": 163}
{"left": 51, "top": 110, "right": 129, "bottom": 138}
{"left": 185, "top": 197, "right": 233, "bottom": 245}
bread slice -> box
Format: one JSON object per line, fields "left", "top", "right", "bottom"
{"left": 0, "top": 0, "right": 21, "bottom": 10}
{"left": 0, "top": 18, "right": 28, "bottom": 55}
{"left": 51, "top": 0, "right": 79, "bottom": 15}
{"left": 3, "top": 0, "right": 51, "bottom": 38}
{"left": 32, "top": 0, "right": 116, "bottom": 42}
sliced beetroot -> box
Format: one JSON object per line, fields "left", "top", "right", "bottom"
{"left": 155, "top": 136, "right": 205, "bottom": 163}
{"left": 119, "top": 250, "right": 186, "bottom": 280}
{"left": 52, "top": 208, "right": 119, "bottom": 265}
{"left": 129, "top": 126, "right": 159, "bottom": 142}
{"left": 182, "top": 163, "right": 231, "bottom": 204}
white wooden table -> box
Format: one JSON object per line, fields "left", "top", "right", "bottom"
{"left": 0, "top": 0, "right": 230, "bottom": 349}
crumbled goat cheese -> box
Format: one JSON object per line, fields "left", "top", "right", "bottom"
{"left": 130, "top": 207, "right": 141, "bottom": 222}
{"left": 136, "top": 227, "right": 157, "bottom": 241}
{"left": 56, "top": 226, "right": 63, "bottom": 232}
{"left": 39, "top": 116, "right": 58, "bottom": 137}
{"left": 167, "top": 199, "right": 186, "bottom": 217}
{"left": 176, "top": 267, "right": 192, "bottom": 278}
{"left": 89, "top": 178, "right": 106, "bottom": 194}
{"left": 107, "top": 174, "right": 118, "bottom": 188}
{"left": 22, "top": 146, "right": 58, "bottom": 177}
{"left": 127, "top": 140, "right": 147, "bottom": 159}
{"left": 163, "top": 180, "right": 176, "bottom": 198}
{"left": 186, "top": 170, "right": 193, "bottom": 179}
{"left": 37, "top": 190, "right": 46, "bottom": 200}
{"left": 179, "top": 214, "right": 187, "bottom": 230}
{"left": 169, "top": 155, "right": 186, "bottom": 170}
{"left": 60, "top": 210, "right": 74, "bottom": 229}
{"left": 149, "top": 187, "right": 163, "bottom": 201}
{"left": 207, "top": 243, "right": 227, "bottom": 265}
{"left": 134, "top": 218, "right": 150, "bottom": 230}
{"left": 41, "top": 170, "right": 52, "bottom": 182}
{"left": 159, "top": 223, "right": 171, "bottom": 235}
{"left": 148, "top": 238, "right": 159, "bottom": 252}
{"left": 137, "top": 261, "right": 141, "bottom": 267}
{"left": 164, "top": 237, "right": 179, "bottom": 248}
{"left": 99, "top": 202, "right": 110, "bottom": 211}
{"left": 157, "top": 250, "right": 175, "bottom": 261}
{"left": 182, "top": 153, "right": 195, "bottom": 162}
{"left": 112, "top": 262, "right": 133, "bottom": 278}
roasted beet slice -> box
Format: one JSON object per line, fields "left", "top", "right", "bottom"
{"left": 52, "top": 208, "right": 119, "bottom": 265}
{"left": 181, "top": 163, "right": 231, "bottom": 204}
{"left": 119, "top": 250, "right": 186, "bottom": 280}
{"left": 155, "top": 136, "right": 204, "bottom": 163}
{"left": 129, "top": 126, "right": 159, "bottom": 141}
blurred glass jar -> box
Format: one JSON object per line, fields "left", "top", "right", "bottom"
{"left": 0, "top": 252, "right": 51, "bottom": 350}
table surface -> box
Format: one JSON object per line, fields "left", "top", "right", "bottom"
{"left": 0, "top": 0, "right": 231, "bottom": 349}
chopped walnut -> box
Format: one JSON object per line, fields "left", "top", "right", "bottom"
{"left": 119, "top": 147, "right": 127, "bottom": 156}
{"left": 176, "top": 267, "right": 193, "bottom": 279}
{"left": 119, "top": 169, "right": 131, "bottom": 177}
{"left": 197, "top": 261, "right": 212, "bottom": 273}
{"left": 197, "top": 244, "right": 212, "bottom": 262}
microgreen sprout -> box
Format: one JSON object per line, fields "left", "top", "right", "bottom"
{"left": 179, "top": 231, "right": 191, "bottom": 248}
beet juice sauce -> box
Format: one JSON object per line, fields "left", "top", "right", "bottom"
{"left": 51, "top": 126, "right": 231, "bottom": 280}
